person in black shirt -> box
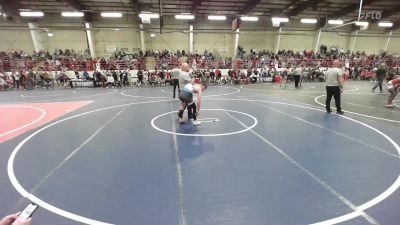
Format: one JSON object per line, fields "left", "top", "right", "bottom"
{"left": 372, "top": 64, "right": 386, "bottom": 93}
{"left": 210, "top": 70, "right": 215, "bottom": 85}
{"left": 137, "top": 70, "right": 143, "bottom": 86}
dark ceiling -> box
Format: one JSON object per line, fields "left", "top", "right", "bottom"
{"left": 0, "top": 0, "right": 399, "bottom": 29}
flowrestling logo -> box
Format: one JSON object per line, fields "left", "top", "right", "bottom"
{"left": 360, "top": 11, "right": 382, "bottom": 20}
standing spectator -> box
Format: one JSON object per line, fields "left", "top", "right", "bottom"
{"left": 228, "top": 69, "right": 233, "bottom": 84}
{"left": 159, "top": 70, "right": 166, "bottom": 85}
{"left": 19, "top": 71, "right": 25, "bottom": 90}
{"left": 112, "top": 70, "right": 119, "bottom": 86}
{"left": 123, "top": 70, "right": 129, "bottom": 86}
{"left": 325, "top": 60, "right": 344, "bottom": 115}
{"left": 83, "top": 70, "right": 90, "bottom": 80}
{"left": 12, "top": 71, "right": 19, "bottom": 89}
{"left": 372, "top": 63, "right": 386, "bottom": 93}
{"left": 215, "top": 68, "right": 221, "bottom": 83}
{"left": 119, "top": 70, "right": 123, "bottom": 84}
{"left": 137, "top": 70, "right": 144, "bottom": 86}
{"left": 209, "top": 69, "right": 215, "bottom": 84}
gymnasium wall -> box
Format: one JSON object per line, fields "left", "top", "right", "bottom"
{"left": 319, "top": 31, "right": 351, "bottom": 51}
{"left": 43, "top": 30, "right": 87, "bottom": 52}
{"left": 352, "top": 31, "right": 386, "bottom": 54}
{"left": 387, "top": 33, "right": 400, "bottom": 53}
{"left": 145, "top": 31, "right": 189, "bottom": 53}
{"left": 0, "top": 30, "right": 34, "bottom": 52}
{"left": 194, "top": 32, "right": 233, "bottom": 57}
{"left": 239, "top": 31, "right": 276, "bottom": 52}
{"left": 279, "top": 30, "right": 316, "bottom": 51}
{"left": 93, "top": 28, "right": 141, "bottom": 57}
{"left": 190, "top": 19, "right": 234, "bottom": 56}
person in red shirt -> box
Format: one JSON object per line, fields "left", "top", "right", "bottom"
{"left": 215, "top": 68, "right": 220, "bottom": 77}
{"left": 215, "top": 68, "right": 221, "bottom": 83}
{"left": 387, "top": 77, "right": 400, "bottom": 107}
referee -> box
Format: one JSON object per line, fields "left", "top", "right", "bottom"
{"left": 171, "top": 66, "right": 180, "bottom": 98}
{"left": 177, "top": 63, "right": 193, "bottom": 123}
{"left": 294, "top": 65, "right": 302, "bottom": 88}
{"left": 325, "top": 60, "right": 344, "bottom": 115}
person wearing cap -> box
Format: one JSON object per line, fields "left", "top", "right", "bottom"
{"left": 177, "top": 76, "right": 208, "bottom": 126}
{"left": 372, "top": 63, "right": 387, "bottom": 93}
{"left": 325, "top": 60, "right": 344, "bottom": 115}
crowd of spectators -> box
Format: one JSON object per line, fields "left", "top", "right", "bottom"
{"left": 238, "top": 45, "right": 399, "bottom": 68}
{"left": 1, "top": 45, "right": 400, "bottom": 91}
{"left": 2, "top": 45, "right": 398, "bottom": 72}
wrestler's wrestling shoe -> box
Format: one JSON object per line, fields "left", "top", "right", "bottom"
{"left": 192, "top": 120, "right": 201, "bottom": 126}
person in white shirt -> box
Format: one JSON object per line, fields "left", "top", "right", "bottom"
{"left": 294, "top": 66, "right": 302, "bottom": 88}
{"left": 107, "top": 75, "right": 115, "bottom": 88}
{"left": 325, "top": 60, "right": 344, "bottom": 114}
{"left": 171, "top": 66, "right": 180, "bottom": 98}
{"left": 13, "top": 72, "right": 20, "bottom": 89}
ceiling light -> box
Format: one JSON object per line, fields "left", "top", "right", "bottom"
{"left": 208, "top": 15, "right": 226, "bottom": 21}
{"left": 301, "top": 18, "right": 317, "bottom": 24}
{"left": 114, "top": 28, "right": 120, "bottom": 31}
{"left": 378, "top": 22, "right": 393, "bottom": 27}
{"left": 20, "top": 11, "right": 44, "bottom": 17}
{"left": 241, "top": 16, "right": 258, "bottom": 21}
{"left": 101, "top": 12, "right": 122, "bottom": 18}
{"left": 271, "top": 17, "right": 289, "bottom": 23}
{"left": 355, "top": 21, "right": 368, "bottom": 26}
{"left": 139, "top": 13, "right": 159, "bottom": 19}
{"left": 328, "top": 19, "right": 343, "bottom": 25}
{"left": 47, "top": 33, "right": 53, "bottom": 37}
{"left": 150, "top": 33, "right": 156, "bottom": 37}
{"left": 61, "top": 12, "right": 84, "bottom": 17}
{"left": 175, "top": 14, "right": 194, "bottom": 20}
{"left": 0, "top": 12, "right": 2, "bottom": 16}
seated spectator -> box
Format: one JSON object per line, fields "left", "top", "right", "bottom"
{"left": 250, "top": 73, "right": 258, "bottom": 84}
{"left": 0, "top": 74, "right": 9, "bottom": 90}
{"left": 158, "top": 70, "right": 166, "bottom": 85}
{"left": 148, "top": 72, "right": 159, "bottom": 87}
{"left": 83, "top": 70, "right": 90, "bottom": 80}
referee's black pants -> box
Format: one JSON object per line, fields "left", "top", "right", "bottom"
{"left": 173, "top": 79, "right": 180, "bottom": 98}
{"left": 294, "top": 75, "right": 301, "bottom": 87}
{"left": 326, "top": 86, "right": 341, "bottom": 113}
